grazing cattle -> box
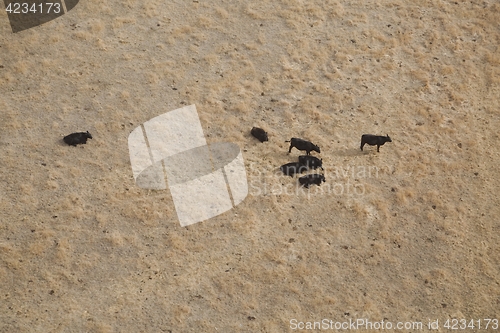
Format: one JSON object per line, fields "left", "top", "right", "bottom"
{"left": 299, "top": 174, "right": 326, "bottom": 188}
{"left": 286, "top": 138, "right": 320, "bottom": 155}
{"left": 280, "top": 162, "right": 308, "bottom": 177}
{"left": 63, "top": 131, "right": 92, "bottom": 146}
{"left": 298, "top": 155, "right": 323, "bottom": 170}
{"left": 251, "top": 127, "right": 268, "bottom": 143}
{"left": 360, "top": 134, "right": 392, "bottom": 152}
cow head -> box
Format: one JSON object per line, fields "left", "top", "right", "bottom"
{"left": 86, "top": 131, "right": 93, "bottom": 139}
{"left": 313, "top": 145, "right": 321, "bottom": 154}
{"left": 386, "top": 134, "right": 391, "bottom": 142}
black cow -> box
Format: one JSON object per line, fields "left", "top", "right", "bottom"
{"left": 286, "top": 138, "right": 320, "bottom": 155}
{"left": 299, "top": 174, "right": 326, "bottom": 188}
{"left": 63, "top": 131, "right": 92, "bottom": 146}
{"left": 251, "top": 127, "right": 268, "bottom": 143}
{"left": 360, "top": 134, "right": 392, "bottom": 152}
{"left": 298, "top": 155, "right": 323, "bottom": 170}
{"left": 280, "top": 162, "right": 308, "bottom": 177}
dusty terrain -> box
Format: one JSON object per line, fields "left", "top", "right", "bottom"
{"left": 1, "top": 0, "right": 499, "bottom": 332}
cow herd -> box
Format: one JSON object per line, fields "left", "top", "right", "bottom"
{"left": 251, "top": 127, "right": 392, "bottom": 189}
{"left": 62, "top": 127, "right": 392, "bottom": 190}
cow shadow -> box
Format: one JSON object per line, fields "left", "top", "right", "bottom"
{"left": 333, "top": 148, "right": 368, "bottom": 157}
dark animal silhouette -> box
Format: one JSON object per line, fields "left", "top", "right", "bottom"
{"left": 360, "top": 134, "right": 392, "bottom": 152}
{"left": 298, "top": 155, "right": 323, "bottom": 170}
{"left": 299, "top": 174, "right": 326, "bottom": 188}
{"left": 286, "top": 138, "right": 320, "bottom": 155}
{"left": 63, "top": 131, "right": 92, "bottom": 146}
{"left": 280, "top": 162, "right": 308, "bottom": 177}
{"left": 251, "top": 127, "right": 268, "bottom": 143}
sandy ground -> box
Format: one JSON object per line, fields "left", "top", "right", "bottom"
{"left": 1, "top": 0, "right": 499, "bottom": 332}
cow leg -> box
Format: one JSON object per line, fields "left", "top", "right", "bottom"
{"left": 360, "top": 142, "right": 365, "bottom": 151}
{"left": 288, "top": 144, "right": 293, "bottom": 154}
{"left": 377, "top": 145, "right": 380, "bottom": 152}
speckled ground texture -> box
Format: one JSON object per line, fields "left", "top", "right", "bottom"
{"left": 1, "top": 0, "right": 499, "bottom": 332}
